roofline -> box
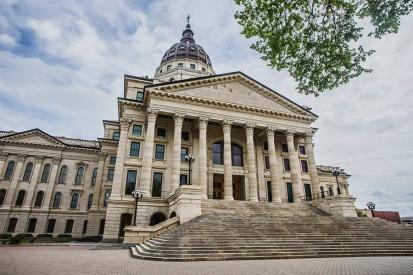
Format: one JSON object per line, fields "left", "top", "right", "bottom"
{"left": 144, "top": 71, "right": 318, "bottom": 118}
{"left": 124, "top": 74, "right": 154, "bottom": 82}
{"left": 102, "top": 120, "right": 119, "bottom": 125}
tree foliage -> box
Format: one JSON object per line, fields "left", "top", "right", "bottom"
{"left": 234, "top": 0, "right": 413, "bottom": 96}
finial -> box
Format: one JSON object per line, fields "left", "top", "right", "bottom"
{"left": 186, "top": 14, "right": 191, "bottom": 25}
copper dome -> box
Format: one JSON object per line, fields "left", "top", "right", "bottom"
{"left": 160, "top": 23, "right": 212, "bottom": 67}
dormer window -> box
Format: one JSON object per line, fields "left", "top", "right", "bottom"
{"left": 112, "top": 131, "right": 120, "bottom": 141}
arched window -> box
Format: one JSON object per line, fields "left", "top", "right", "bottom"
{"left": 58, "top": 166, "right": 67, "bottom": 184}
{"left": 34, "top": 191, "right": 44, "bottom": 207}
{"left": 15, "top": 190, "right": 25, "bottom": 206}
{"left": 87, "top": 193, "right": 93, "bottom": 210}
{"left": 91, "top": 168, "right": 98, "bottom": 185}
{"left": 40, "top": 164, "right": 51, "bottom": 183}
{"left": 212, "top": 141, "right": 223, "bottom": 165}
{"left": 70, "top": 193, "right": 79, "bottom": 209}
{"left": 149, "top": 212, "right": 167, "bottom": 226}
{"left": 22, "top": 163, "right": 33, "bottom": 181}
{"left": 4, "top": 161, "right": 15, "bottom": 180}
{"left": 0, "top": 189, "right": 6, "bottom": 206}
{"left": 169, "top": 211, "right": 176, "bottom": 218}
{"left": 52, "top": 192, "right": 62, "bottom": 208}
{"left": 232, "top": 144, "right": 243, "bottom": 166}
{"left": 75, "top": 167, "right": 84, "bottom": 185}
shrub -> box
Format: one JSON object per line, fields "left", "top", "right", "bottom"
{"left": 77, "top": 236, "right": 103, "bottom": 242}
{"left": 33, "top": 234, "right": 54, "bottom": 243}
{"left": 9, "top": 234, "right": 33, "bottom": 245}
{"left": 0, "top": 233, "right": 12, "bottom": 239}
{"left": 56, "top": 233, "right": 72, "bottom": 243}
{"left": 356, "top": 209, "right": 367, "bottom": 217}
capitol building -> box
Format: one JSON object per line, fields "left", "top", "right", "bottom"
{"left": 0, "top": 22, "right": 355, "bottom": 241}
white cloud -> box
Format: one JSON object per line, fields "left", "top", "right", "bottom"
{"left": 0, "top": 33, "right": 15, "bottom": 47}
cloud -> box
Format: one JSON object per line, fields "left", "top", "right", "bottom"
{"left": 0, "top": 0, "right": 412, "bottom": 216}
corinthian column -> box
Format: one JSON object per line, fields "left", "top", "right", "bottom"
{"left": 266, "top": 126, "right": 282, "bottom": 203}
{"left": 111, "top": 118, "right": 131, "bottom": 199}
{"left": 170, "top": 112, "right": 185, "bottom": 195}
{"left": 197, "top": 116, "right": 208, "bottom": 199}
{"left": 286, "top": 129, "right": 303, "bottom": 202}
{"left": 245, "top": 122, "right": 258, "bottom": 202}
{"left": 140, "top": 109, "right": 158, "bottom": 196}
{"left": 305, "top": 131, "right": 320, "bottom": 196}
{"left": 42, "top": 157, "right": 61, "bottom": 209}
{"left": 222, "top": 120, "right": 233, "bottom": 200}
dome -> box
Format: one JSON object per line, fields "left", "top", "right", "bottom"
{"left": 160, "top": 23, "right": 212, "bottom": 67}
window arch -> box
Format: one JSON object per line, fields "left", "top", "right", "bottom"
{"left": 75, "top": 167, "right": 84, "bottom": 185}
{"left": 149, "top": 212, "right": 167, "bottom": 226}
{"left": 0, "top": 189, "right": 6, "bottom": 206}
{"left": 23, "top": 163, "right": 33, "bottom": 181}
{"left": 212, "top": 141, "right": 244, "bottom": 166}
{"left": 70, "top": 193, "right": 79, "bottom": 209}
{"left": 232, "top": 144, "right": 243, "bottom": 166}
{"left": 15, "top": 190, "right": 25, "bottom": 206}
{"left": 40, "top": 164, "right": 51, "bottom": 183}
{"left": 169, "top": 211, "right": 176, "bottom": 218}
{"left": 34, "top": 191, "right": 44, "bottom": 207}
{"left": 91, "top": 168, "right": 98, "bottom": 185}
{"left": 4, "top": 161, "right": 15, "bottom": 180}
{"left": 52, "top": 192, "right": 62, "bottom": 208}
{"left": 87, "top": 193, "right": 93, "bottom": 210}
{"left": 58, "top": 166, "right": 67, "bottom": 184}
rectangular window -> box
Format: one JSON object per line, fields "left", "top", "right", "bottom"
{"left": 130, "top": 142, "right": 140, "bottom": 157}
{"left": 132, "top": 125, "right": 143, "bottom": 136}
{"left": 125, "top": 170, "right": 137, "bottom": 195}
{"left": 107, "top": 169, "right": 114, "bottom": 181}
{"left": 156, "top": 128, "right": 166, "bottom": 138}
{"left": 155, "top": 144, "right": 165, "bottom": 160}
{"left": 46, "top": 219, "right": 56, "bottom": 233}
{"left": 265, "top": 156, "right": 270, "bottom": 169}
{"left": 282, "top": 144, "right": 289, "bottom": 153}
{"left": 180, "top": 174, "right": 188, "bottom": 186}
{"left": 65, "top": 219, "right": 74, "bottom": 234}
{"left": 110, "top": 156, "right": 117, "bottom": 165}
{"left": 263, "top": 142, "right": 268, "bottom": 151}
{"left": 301, "top": 159, "right": 309, "bottom": 173}
{"left": 212, "top": 142, "right": 223, "bottom": 165}
{"left": 178, "top": 63, "right": 183, "bottom": 67}
{"left": 286, "top": 182, "right": 293, "bottom": 203}
{"left": 190, "top": 64, "right": 196, "bottom": 69}
{"left": 283, "top": 158, "right": 291, "bottom": 171}
{"left": 152, "top": 172, "right": 163, "bottom": 197}
{"left": 99, "top": 219, "right": 105, "bottom": 235}
{"left": 136, "top": 91, "right": 144, "bottom": 102}
{"left": 82, "top": 220, "right": 88, "bottom": 235}
{"left": 112, "top": 131, "right": 120, "bottom": 141}
{"left": 299, "top": 145, "right": 306, "bottom": 155}
{"left": 181, "top": 131, "right": 189, "bottom": 141}
{"left": 267, "top": 181, "right": 272, "bottom": 202}
{"left": 27, "top": 218, "right": 37, "bottom": 233}
{"left": 181, "top": 147, "right": 188, "bottom": 162}
{"left": 7, "top": 218, "right": 18, "bottom": 233}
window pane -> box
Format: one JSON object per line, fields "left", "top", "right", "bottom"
{"left": 180, "top": 174, "right": 188, "bottom": 186}
{"left": 23, "top": 163, "right": 33, "bottom": 181}
{"left": 0, "top": 189, "right": 6, "bottom": 206}
{"left": 53, "top": 192, "right": 62, "bottom": 208}
{"left": 263, "top": 142, "right": 268, "bottom": 151}
{"left": 212, "top": 142, "right": 223, "bottom": 165}
{"left": 301, "top": 160, "right": 309, "bottom": 173}
{"left": 136, "top": 91, "right": 144, "bottom": 102}
{"left": 70, "top": 193, "right": 79, "bottom": 209}
{"left": 65, "top": 220, "right": 74, "bottom": 234}
{"left": 46, "top": 219, "right": 56, "bottom": 233}
{"left": 232, "top": 144, "right": 243, "bottom": 166}
{"left": 107, "top": 169, "right": 114, "bottom": 181}
{"left": 283, "top": 158, "right": 290, "bottom": 171}
{"left": 4, "top": 161, "right": 15, "bottom": 180}
{"left": 282, "top": 144, "right": 289, "bottom": 153}
{"left": 34, "top": 191, "right": 44, "bottom": 207}
{"left": 132, "top": 125, "right": 142, "bottom": 136}
{"left": 103, "top": 189, "right": 111, "bottom": 207}
{"left": 265, "top": 156, "right": 270, "bottom": 169}
{"left": 181, "top": 131, "right": 189, "bottom": 141}
{"left": 125, "top": 170, "right": 137, "bottom": 195}
{"left": 7, "top": 218, "right": 18, "bottom": 233}
{"left": 110, "top": 156, "right": 117, "bottom": 164}
{"left": 112, "top": 131, "right": 120, "bottom": 140}
{"left": 58, "top": 166, "right": 67, "bottom": 184}
{"left": 41, "top": 164, "right": 51, "bottom": 183}
{"left": 152, "top": 172, "right": 163, "bottom": 197}
{"left": 130, "top": 142, "right": 140, "bottom": 157}
{"left": 87, "top": 194, "right": 93, "bottom": 209}
{"left": 155, "top": 144, "right": 165, "bottom": 160}
{"left": 75, "top": 167, "right": 84, "bottom": 184}
{"left": 181, "top": 147, "right": 188, "bottom": 161}
{"left": 157, "top": 128, "right": 166, "bottom": 138}
{"left": 267, "top": 181, "right": 272, "bottom": 202}
{"left": 27, "top": 218, "right": 37, "bottom": 233}
{"left": 15, "top": 190, "right": 25, "bottom": 206}
{"left": 91, "top": 168, "right": 98, "bottom": 185}
{"left": 299, "top": 146, "right": 306, "bottom": 155}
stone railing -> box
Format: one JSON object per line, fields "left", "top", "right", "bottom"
{"left": 311, "top": 194, "right": 357, "bottom": 217}
{"left": 123, "top": 216, "right": 179, "bottom": 246}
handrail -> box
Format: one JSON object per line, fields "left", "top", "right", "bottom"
{"left": 299, "top": 191, "right": 339, "bottom": 201}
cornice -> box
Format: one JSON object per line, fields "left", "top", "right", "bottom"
{"left": 148, "top": 90, "right": 315, "bottom": 122}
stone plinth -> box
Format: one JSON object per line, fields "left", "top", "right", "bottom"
{"left": 168, "top": 185, "right": 202, "bottom": 224}
{"left": 314, "top": 195, "right": 357, "bottom": 217}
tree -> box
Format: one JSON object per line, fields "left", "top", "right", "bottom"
{"left": 234, "top": 0, "right": 413, "bottom": 96}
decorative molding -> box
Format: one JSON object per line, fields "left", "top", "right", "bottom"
{"left": 266, "top": 126, "right": 276, "bottom": 137}
{"left": 222, "top": 120, "right": 233, "bottom": 134}
{"left": 52, "top": 157, "right": 62, "bottom": 165}
{"left": 146, "top": 109, "right": 158, "bottom": 123}
{"left": 173, "top": 112, "right": 185, "bottom": 127}
{"left": 244, "top": 122, "right": 255, "bottom": 135}
{"left": 18, "top": 154, "right": 28, "bottom": 162}
{"left": 304, "top": 131, "right": 313, "bottom": 143}
{"left": 197, "top": 116, "right": 208, "bottom": 129}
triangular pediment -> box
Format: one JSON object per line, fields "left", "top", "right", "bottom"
{"left": 0, "top": 129, "right": 66, "bottom": 147}
{"left": 149, "top": 72, "right": 317, "bottom": 118}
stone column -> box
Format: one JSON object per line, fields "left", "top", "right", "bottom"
{"left": 91, "top": 153, "right": 107, "bottom": 210}
{"left": 111, "top": 118, "right": 131, "bottom": 199}
{"left": 266, "top": 126, "right": 282, "bottom": 203}
{"left": 0, "top": 152, "right": 7, "bottom": 177}
{"left": 3, "top": 154, "right": 26, "bottom": 207}
{"left": 222, "top": 120, "right": 233, "bottom": 200}
{"left": 170, "top": 112, "right": 185, "bottom": 195}
{"left": 42, "top": 158, "right": 61, "bottom": 209}
{"left": 245, "top": 122, "right": 258, "bottom": 202}
{"left": 140, "top": 109, "right": 158, "bottom": 196}
{"left": 304, "top": 131, "right": 320, "bottom": 196}
{"left": 197, "top": 116, "right": 208, "bottom": 199}
{"left": 23, "top": 156, "right": 44, "bottom": 209}
{"left": 286, "top": 129, "right": 303, "bottom": 202}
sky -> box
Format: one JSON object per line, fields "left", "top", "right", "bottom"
{"left": 0, "top": 0, "right": 412, "bottom": 216}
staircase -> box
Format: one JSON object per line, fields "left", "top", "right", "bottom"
{"left": 131, "top": 200, "right": 413, "bottom": 261}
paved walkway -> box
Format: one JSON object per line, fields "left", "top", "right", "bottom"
{"left": 0, "top": 246, "right": 413, "bottom": 275}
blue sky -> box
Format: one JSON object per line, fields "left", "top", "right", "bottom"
{"left": 0, "top": 0, "right": 412, "bottom": 216}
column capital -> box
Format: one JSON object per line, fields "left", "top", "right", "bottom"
{"left": 146, "top": 109, "right": 158, "bottom": 122}
{"left": 0, "top": 151, "right": 8, "bottom": 160}
{"left": 120, "top": 118, "right": 132, "bottom": 131}
{"left": 18, "top": 154, "right": 27, "bottom": 162}
{"left": 99, "top": 152, "right": 108, "bottom": 161}
{"left": 52, "top": 157, "right": 62, "bottom": 165}
{"left": 173, "top": 112, "right": 185, "bottom": 126}
{"left": 304, "top": 131, "right": 314, "bottom": 143}
{"left": 222, "top": 120, "right": 233, "bottom": 134}
{"left": 244, "top": 122, "right": 255, "bottom": 135}
{"left": 285, "top": 129, "right": 296, "bottom": 140}
{"left": 34, "top": 155, "right": 44, "bottom": 163}
{"left": 197, "top": 116, "right": 208, "bottom": 129}
{"left": 266, "top": 126, "right": 277, "bottom": 137}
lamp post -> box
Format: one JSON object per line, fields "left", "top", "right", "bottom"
{"left": 184, "top": 154, "right": 195, "bottom": 185}
{"left": 332, "top": 167, "right": 341, "bottom": 195}
{"left": 367, "top": 201, "right": 376, "bottom": 217}
{"left": 131, "top": 189, "right": 144, "bottom": 226}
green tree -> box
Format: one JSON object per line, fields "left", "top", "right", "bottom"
{"left": 234, "top": 0, "right": 413, "bottom": 96}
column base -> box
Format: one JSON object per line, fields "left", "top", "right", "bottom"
{"left": 224, "top": 196, "right": 234, "bottom": 201}
{"left": 248, "top": 198, "right": 259, "bottom": 202}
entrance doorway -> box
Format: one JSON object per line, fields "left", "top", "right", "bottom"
{"left": 304, "top": 183, "right": 312, "bottom": 201}
{"left": 286, "top": 182, "right": 294, "bottom": 203}
{"left": 213, "top": 174, "right": 224, "bottom": 199}
{"left": 213, "top": 174, "right": 245, "bottom": 200}
{"left": 118, "top": 213, "right": 132, "bottom": 238}
{"left": 232, "top": 175, "right": 245, "bottom": 200}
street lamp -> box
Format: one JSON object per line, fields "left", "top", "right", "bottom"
{"left": 367, "top": 201, "right": 376, "bottom": 217}
{"left": 131, "top": 189, "right": 144, "bottom": 226}
{"left": 332, "top": 167, "right": 341, "bottom": 195}
{"left": 184, "top": 154, "right": 195, "bottom": 185}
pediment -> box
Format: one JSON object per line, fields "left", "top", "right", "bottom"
{"left": 150, "top": 72, "right": 316, "bottom": 118}
{"left": 0, "top": 129, "right": 66, "bottom": 147}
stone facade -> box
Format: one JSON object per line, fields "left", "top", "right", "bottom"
{"left": 0, "top": 23, "right": 355, "bottom": 240}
